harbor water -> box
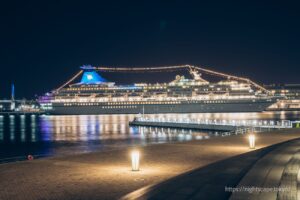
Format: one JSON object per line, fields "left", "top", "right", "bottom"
{"left": 0, "top": 111, "right": 299, "bottom": 163}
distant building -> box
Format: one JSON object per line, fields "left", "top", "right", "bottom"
{"left": 264, "top": 84, "right": 300, "bottom": 99}
{"left": 0, "top": 101, "right": 13, "bottom": 111}
{"left": 264, "top": 84, "right": 300, "bottom": 111}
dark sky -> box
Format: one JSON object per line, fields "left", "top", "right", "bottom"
{"left": 1, "top": 0, "right": 300, "bottom": 99}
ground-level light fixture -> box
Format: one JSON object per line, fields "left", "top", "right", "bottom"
{"left": 248, "top": 134, "right": 256, "bottom": 149}
{"left": 131, "top": 150, "right": 140, "bottom": 171}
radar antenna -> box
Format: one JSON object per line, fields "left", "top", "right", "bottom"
{"left": 188, "top": 67, "right": 208, "bottom": 83}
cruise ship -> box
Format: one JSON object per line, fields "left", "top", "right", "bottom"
{"left": 39, "top": 65, "right": 278, "bottom": 115}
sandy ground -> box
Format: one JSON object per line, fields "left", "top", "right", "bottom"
{"left": 1, "top": 129, "right": 300, "bottom": 200}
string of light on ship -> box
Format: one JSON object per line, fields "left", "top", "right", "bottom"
{"left": 55, "top": 65, "right": 270, "bottom": 94}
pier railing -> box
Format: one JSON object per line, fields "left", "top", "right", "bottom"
{"left": 133, "top": 117, "right": 293, "bottom": 129}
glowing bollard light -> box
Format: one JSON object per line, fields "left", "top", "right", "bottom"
{"left": 131, "top": 150, "right": 140, "bottom": 171}
{"left": 248, "top": 134, "right": 256, "bottom": 149}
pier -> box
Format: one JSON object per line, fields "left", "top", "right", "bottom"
{"left": 129, "top": 117, "right": 296, "bottom": 132}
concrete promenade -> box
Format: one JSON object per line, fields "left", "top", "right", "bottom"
{"left": 1, "top": 129, "right": 300, "bottom": 200}
{"left": 123, "top": 137, "right": 300, "bottom": 200}
{"left": 230, "top": 138, "right": 300, "bottom": 200}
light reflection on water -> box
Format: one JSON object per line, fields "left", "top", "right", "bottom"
{"left": 0, "top": 111, "right": 299, "bottom": 162}
{"left": 36, "top": 115, "right": 211, "bottom": 142}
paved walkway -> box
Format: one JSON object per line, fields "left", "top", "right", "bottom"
{"left": 122, "top": 132, "right": 300, "bottom": 200}
{"left": 1, "top": 129, "right": 300, "bottom": 200}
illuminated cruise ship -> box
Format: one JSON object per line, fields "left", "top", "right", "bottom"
{"left": 39, "top": 65, "right": 278, "bottom": 115}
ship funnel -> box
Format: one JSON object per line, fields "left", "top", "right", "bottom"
{"left": 80, "top": 67, "right": 107, "bottom": 84}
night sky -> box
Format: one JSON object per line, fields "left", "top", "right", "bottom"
{"left": 1, "top": 1, "right": 300, "bottom": 99}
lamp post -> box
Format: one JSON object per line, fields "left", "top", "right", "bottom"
{"left": 248, "top": 134, "right": 256, "bottom": 149}
{"left": 131, "top": 150, "right": 140, "bottom": 171}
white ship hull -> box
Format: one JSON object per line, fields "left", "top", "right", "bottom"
{"left": 47, "top": 99, "right": 275, "bottom": 115}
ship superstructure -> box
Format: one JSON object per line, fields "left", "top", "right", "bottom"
{"left": 39, "top": 65, "right": 278, "bottom": 114}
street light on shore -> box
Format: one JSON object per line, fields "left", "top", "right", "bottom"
{"left": 131, "top": 150, "right": 140, "bottom": 171}
{"left": 248, "top": 134, "right": 256, "bottom": 149}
